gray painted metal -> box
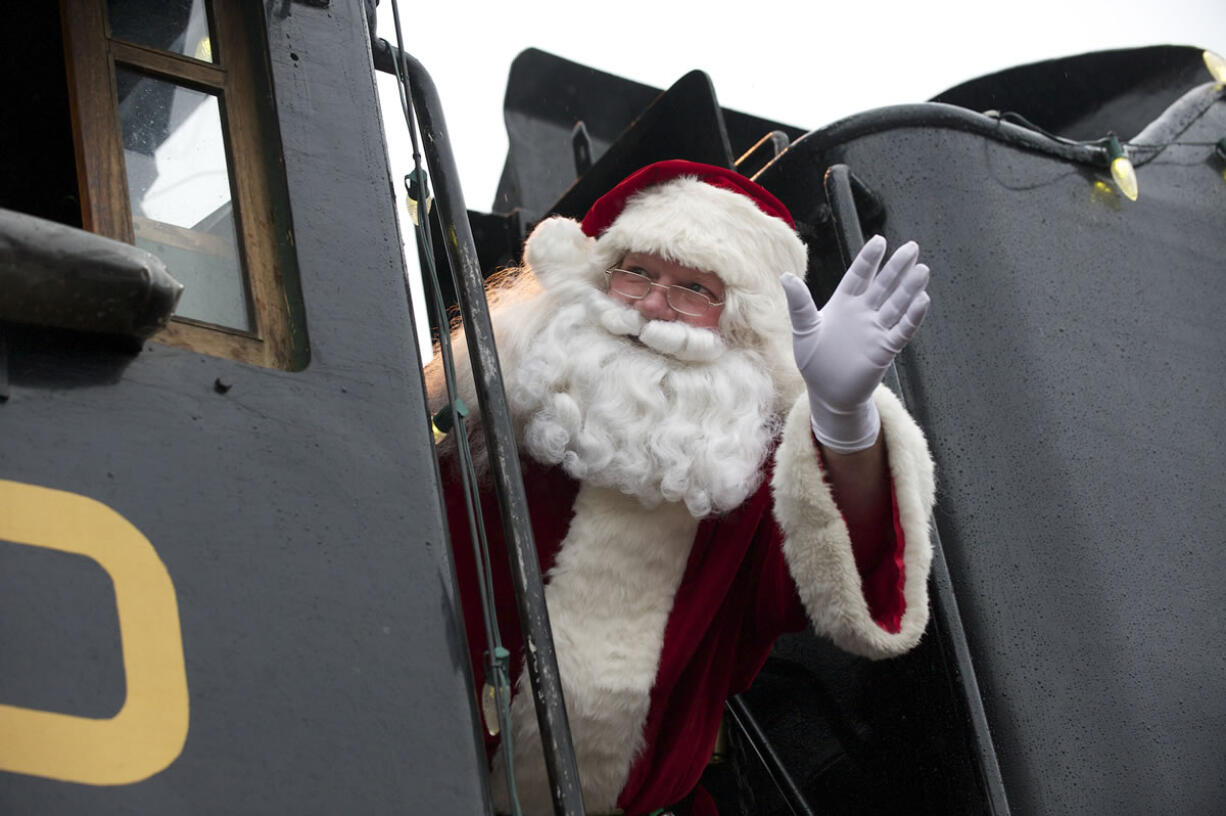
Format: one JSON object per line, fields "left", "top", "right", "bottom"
{"left": 763, "top": 87, "right": 1226, "bottom": 814}
{"left": 0, "top": 1, "right": 489, "bottom": 813}
{"left": 823, "top": 163, "right": 1010, "bottom": 815}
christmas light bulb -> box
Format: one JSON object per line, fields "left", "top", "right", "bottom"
{"left": 1111, "top": 158, "right": 1138, "bottom": 201}
{"left": 407, "top": 194, "right": 433, "bottom": 226}
{"left": 1205, "top": 50, "right": 1226, "bottom": 84}
{"left": 404, "top": 169, "right": 434, "bottom": 226}
{"left": 481, "top": 682, "right": 500, "bottom": 736}
{"left": 1106, "top": 135, "right": 1138, "bottom": 202}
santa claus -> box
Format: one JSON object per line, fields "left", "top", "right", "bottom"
{"left": 429, "top": 160, "right": 936, "bottom": 815}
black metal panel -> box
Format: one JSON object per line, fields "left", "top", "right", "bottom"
{"left": 931, "top": 45, "right": 1209, "bottom": 142}
{"left": 758, "top": 90, "right": 1226, "bottom": 814}
{"left": 0, "top": 1, "right": 488, "bottom": 813}
{"left": 494, "top": 48, "right": 806, "bottom": 223}
{"left": 545, "top": 69, "right": 736, "bottom": 221}
{"left": 495, "top": 48, "right": 663, "bottom": 217}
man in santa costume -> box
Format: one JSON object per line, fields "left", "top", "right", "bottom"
{"left": 431, "top": 160, "right": 935, "bottom": 815}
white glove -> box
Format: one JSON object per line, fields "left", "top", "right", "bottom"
{"left": 781, "top": 235, "right": 931, "bottom": 454}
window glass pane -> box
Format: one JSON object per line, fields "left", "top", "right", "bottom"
{"left": 116, "top": 67, "right": 250, "bottom": 331}
{"left": 107, "top": 0, "right": 214, "bottom": 62}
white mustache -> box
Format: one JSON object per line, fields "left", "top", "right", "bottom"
{"left": 590, "top": 294, "right": 726, "bottom": 363}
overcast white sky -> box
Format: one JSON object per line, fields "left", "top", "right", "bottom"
{"left": 372, "top": 0, "right": 1224, "bottom": 350}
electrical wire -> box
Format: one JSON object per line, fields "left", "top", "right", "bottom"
{"left": 996, "top": 110, "right": 1223, "bottom": 152}
{"left": 381, "top": 3, "right": 524, "bottom": 812}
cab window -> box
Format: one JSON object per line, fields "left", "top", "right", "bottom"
{"left": 61, "top": 0, "right": 306, "bottom": 369}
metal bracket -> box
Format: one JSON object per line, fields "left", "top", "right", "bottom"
{"left": 571, "top": 121, "right": 593, "bottom": 178}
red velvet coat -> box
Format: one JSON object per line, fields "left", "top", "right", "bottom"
{"left": 445, "top": 435, "right": 908, "bottom": 815}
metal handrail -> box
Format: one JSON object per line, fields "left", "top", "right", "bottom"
{"left": 371, "top": 39, "right": 586, "bottom": 816}
{"left": 724, "top": 695, "right": 818, "bottom": 816}
{"left": 824, "top": 164, "right": 1011, "bottom": 816}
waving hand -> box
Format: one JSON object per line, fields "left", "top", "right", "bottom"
{"left": 780, "top": 235, "right": 931, "bottom": 453}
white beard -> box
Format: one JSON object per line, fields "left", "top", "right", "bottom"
{"left": 424, "top": 273, "right": 788, "bottom": 812}
{"left": 500, "top": 285, "right": 781, "bottom": 519}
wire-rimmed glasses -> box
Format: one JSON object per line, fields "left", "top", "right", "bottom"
{"left": 604, "top": 267, "right": 724, "bottom": 317}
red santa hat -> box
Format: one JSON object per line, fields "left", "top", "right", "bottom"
{"left": 523, "top": 160, "right": 808, "bottom": 394}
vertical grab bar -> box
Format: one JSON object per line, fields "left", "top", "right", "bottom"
{"left": 381, "top": 43, "right": 586, "bottom": 816}
{"left": 823, "top": 164, "right": 1011, "bottom": 816}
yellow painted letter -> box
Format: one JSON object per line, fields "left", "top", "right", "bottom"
{"left": 0, "top": 479, "right": 189, "bottom": 785}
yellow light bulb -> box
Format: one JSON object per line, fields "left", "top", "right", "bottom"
{"left": 482, "top": 683, "right": 501, "bottom": 736}
{"left": 1205, "top": 50, "right": 1226, "bottom": 84}
{"left": 407, "top": 194, "right": 434, "bottom": 226}
{"left": 1110, "top": 156, "right": 1138, "bottom": 201}
{"left": 194, "top": 36, "right": 212, "bottom": 62}
{"left": 1103, "top": 135, "right": 1139, "bottom": 202}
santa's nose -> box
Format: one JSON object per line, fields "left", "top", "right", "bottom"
{"left": 635, "top": 286, "right": 677, "bottom": 321}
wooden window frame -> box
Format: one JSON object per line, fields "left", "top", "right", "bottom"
{"left": 60, "top": 0, "right": 300, "bottom": 369}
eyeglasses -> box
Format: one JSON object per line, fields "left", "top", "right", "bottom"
{"left": 604, "top": 267, "right": 724, "bottom": 317}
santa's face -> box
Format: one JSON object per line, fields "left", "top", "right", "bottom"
{"left": 606, "top": 251, "right": 725, "bottom": 331}
{"left": 493, "top": 262, "right": 778, "bottom": 518}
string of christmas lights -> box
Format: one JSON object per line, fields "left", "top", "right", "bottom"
{"left": 988, "top": 51, "right": 1225, "bottom": 201}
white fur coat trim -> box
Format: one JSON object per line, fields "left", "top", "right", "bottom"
{"left": 591, "top": 177, "right": 808, "bottom": 293}
{"left": 490, "top": 484, "right": 699, "bottom": 814}
{"left": 523, "top": 216, "right": 604, "bottom": 292}
{"left": 771, "top": 385, "right": 936, "bottom": 659}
